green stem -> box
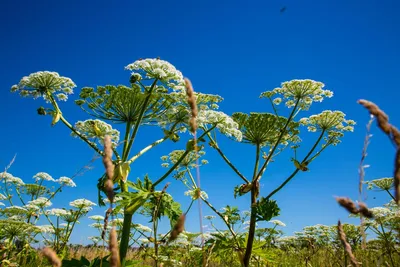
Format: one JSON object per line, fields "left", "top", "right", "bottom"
{"left": 385, "top": 189, "right": 396, "bottom": 201}
{"left": 121, "top": 121, "right": 132, "bottom": 160}
{"left": 152, "top": 125, "right": 217, "bottom": 188}
{"left": 380, "top": 223, "right": 395, "bottom": 267}
{"left": 252, "top": 144, "right": 261, "bottom": 181}
{"left": 207, "top": 133, "right": 249, "bottom": 183}
{"left": 119, "top": 213, "right": 133, "bottom": 263}
{"left": 256, "top": 99, "right": 300, "bottom": 180}
{"left": 200, "top": 197, "right": 241, "bottom": 250}
{"left": 127, "top": 137, "right": 168, "bottom": 164}
{"left": 123, "top": 79, "right": 158, "bottom": 161}
{"left": 266, "top": 130, "right": 325, "bottom": 200}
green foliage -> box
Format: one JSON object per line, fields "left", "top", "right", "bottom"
{"left": 254, "top": 198, "right": 280, "bottom": 222}
{"left": 232, "top": 112, "right": 299, "bottom": 146}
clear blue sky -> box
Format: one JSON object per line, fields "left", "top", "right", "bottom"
{"left": 1, "top": 0, "right": 400, "bottom": 245}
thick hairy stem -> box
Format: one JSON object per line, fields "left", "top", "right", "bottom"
{"left": 119, "top": 213, "right": 133, "bottom": 263}
{"left": 242, "top": 187, "right": 257, "bottom": 267}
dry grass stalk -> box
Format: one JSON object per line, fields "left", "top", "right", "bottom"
{"left": 358, "top": 115, "right": 374, "bottom": 249}
{"left": 42, "top": 247, "right": 61, "bottom": 267}
{"left": 335, "top": 197, "right": 359, "bottom": 214}
{"left": 102, "top": 207, "right": 113, "bottom": 240}
{"left": 358, "top": 99, "right": 400, "bottom": 204}
{"left": 184, "top": 78, "right": 198, "bottom": 133}
{"left": 103, "top": 135, "right": 115, "bottom": 203}
{"left": 357, "top": 201, "right": 373, "bottom": 219}
{"left": 395, "top": 149, "right": 400, "bottom": 205}
{"left": 109, "top": 227, "right": 121, "bottom": 267}
{"left": 169, "top": 214, "right": 186, "bottom": 242}
{"left": 337, "top": 221, "right": 360, "bottom": 267}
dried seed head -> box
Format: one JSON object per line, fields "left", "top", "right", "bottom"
{"left": 337, "top": 220, "right": 360, "bottom": 267}
{"left": 395, "top": 149, "right": 400, "bottom": 205}
{"left": 335, "top": 197, "right": 359, "bottom": 214}
{"left": 42, "top": 247, "right": 61, "bottom": 267}
{"left": 102, "top": 207, "right": 113, "bottom": 240}
{"left": 185, "top": 78, "right": 198, "bottom": 133}
{"left": 169, "top": 214, "right": 186, "bottom": 242}
{"left": 358, "top": 99, "right": 390, "bottom": 134}
{"left": 357, "top": 201, "right": 374, "bottom": 219}
{"left": 103, "top": 135, "right": 115, "bottom": 180}
{"left": 109, "top": 227, "right": 120, "bottom": 267}
{"left": 105, "top": 179, "right": 115, "bottom": 203}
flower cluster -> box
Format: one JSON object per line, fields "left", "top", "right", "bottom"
{"left": 46, "top": 208, "right": 70, "bottom": 217}
{"left": 125, "top": 58, "right": 185, "bottom": 91}
{"left": 269, "top": 219, "right": 286, "bottom": 227}
{"left": 33, "top": 172, "right": 55, "bottom": 182}
{"left": 197, "top": 110, "right": 242, "bottom": 141}
{"left": 261, "top": 79, "right": 333, "bottom": 111}
{"left": 11, "top": 71, "right": 76, "bottom": 101}
{"left": 69, "top": 198, "right": 96, "bottom": 211}
{"left": 184, "top": 188, "right": 208, "bottom": 200}
{"left": 72, "top": 119, "right": 120, "bottom": 145}
{"left": 57, "top": 176, "right": 76, "bottom": 187}
{"left": 89, "top": 215, "right": 105, "bottom": 221}
{"left": 299, "top": 110, "right": 355, "bottom": 145}
{"left": 0, "top": 172, "right": 24, "bottom": 185}
{"left": 365, "top": 177, "right": 393, "bottom": 191}
{"left": 28, "top": 197, "right": 52, "bottom": 208}
{"left": 132, "top": 223, "right": 152, "bottom": 233}
{"left": 161, "top": 149, "right": 207, "bottom": 170}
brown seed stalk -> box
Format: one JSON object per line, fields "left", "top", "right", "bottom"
{"left": 109, "top": 227, "right": 121, "bottom": 267}
{"left": 102, "top": 207, "right": 113, "bottom": 240}
{"left": 337, "top": 221, "right": 360, "bottom": 267}
{"left": 169, "top": 214, "right": 186, "bottom": 242}
{"left": 185, "top": 78, "right": 198, "bottom": 133}
{"left": 357, "top": 201, "right": 374, "bottom": 219}
{"left": 335, "top": 197, "right": 359, "bottom": 214}
{"left": 42, "top": 247, "right": 61, "bottom": 267}
{"left": 358, "top": 99, "right": 400, "bottom": 204}
{"left": 395, "top": 149, "right": 400, "bottom": 204}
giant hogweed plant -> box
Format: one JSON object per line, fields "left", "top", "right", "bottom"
{"left": 11, "top": 58, "right": 239, "bottom": 264}
{"left": 200, "top": 80, "right": 355, "bottom": 266}
{"left": 0, "top": 169, "right": 96, "bottom": 264}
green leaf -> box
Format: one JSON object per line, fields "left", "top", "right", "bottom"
{"left": 255, "top": 198, "right": 280, "bottom": 222}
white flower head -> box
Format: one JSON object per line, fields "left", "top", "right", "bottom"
{"left": 69, "top": 198, "right": 96, "bottom": 211}
{"left": 37, "top": 225, "right": 55, "bottom": 234}
{"left": 269, "top": 219, "right": 286, "bottom": 227}
{"left": 125, "top": 58, "right": 185, "bottom": 91}
{"left": 89, "top": 222, "right": 103, "bottom": 229}
{"left": 46, "top": 208, "right": 70, "bottom": 217}
{"left": 33, "top": 172, "right": 55, "bottom": 182}
{"left": 72, "top": 119, "right": 120, "bottom": 145}
{"left": 133, "top": 223, "right": 152, "bottom": 233}
{"left": 89, "top": 215, "right": 105, "bottom": 221}
{"left": 184, "top": 188, "right": 208, "bottom": 200}
{"left": 28, "top": 197, "right": 52, "bottom": 208}
{"left": 11, "top": 71, "right": 76, "bottom": 101}
{"left": 57, "top": 176, "right": 76, "bottom": 187}
{"left": 0, "top": 172, "right": 25, "bottom": 185}
{"left": 197, "top": 110, "right": 242, "bottom": 141}
{"left": 260, "top": 79, "right": 332, "bottom": 111}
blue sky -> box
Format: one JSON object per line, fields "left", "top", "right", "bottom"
{"left": 1, "top": 0, "right": 400, "bottom": 245}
